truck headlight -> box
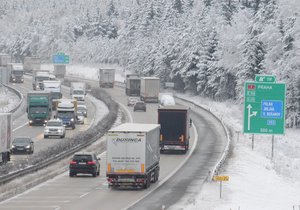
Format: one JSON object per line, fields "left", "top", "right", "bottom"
{"left": 70, "top": 118, "right": 74, "bottom": 122}
{"left": 11, "top": 145, "right": 15, "bottom": 148}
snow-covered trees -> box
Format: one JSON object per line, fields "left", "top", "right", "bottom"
{"left": 0, "top": 0, "right": 300, "bottom": 118}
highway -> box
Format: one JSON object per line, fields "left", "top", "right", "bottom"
{"left": 7, "top": 75, "right": 97, "bottom": 163}
{"left": 0, "top": 75, "right": 227, "bottom": 210}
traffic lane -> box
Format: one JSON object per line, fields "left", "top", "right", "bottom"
{"left": 47, "top": 126, "right": 195, "bottom": 210}
{"left": 128, "top": 109, "right": 227, "bottom": 210}
{"left": 0, "top": 111, "right": 196, "bottom": 210}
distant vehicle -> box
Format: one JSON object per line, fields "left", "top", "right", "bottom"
{"left": 77, "top": 104, "right": 87, "bottom": 117}
{"left": 32, "top": 70, "right": 50, "bottom": 90}
{"left": 127, "top": 97, "right": 139, "bottom": 106}
{"left": 43, "top": 80, "right": 62, "bottom": 110}
{"left": 70, "top": 82, "right": 86, "bottom": 101}
{"left": 53, "top": 64, "right": 66, "bottom": 78}
{"left": 8, "top": 63, "right": 24, "bottom": 83}
{"left": 125, "top": 74, "right": 140, "bottom": 96}
{"left": 55, "top": 99, "right": 77, "bottom": 129}
{"left": 69, "top": 152, "right": 100, "bottom": 177}
{"left": 76, "top": 112, "right": 85, "bottom": 124}
{"left": 99, "top": 68, "right": 115, "bottom": 88}
{"left": 106, "top": 123, "right": 160, "bottom": 189}
{"left": 23, "top": 56, "right": 41, "bottom": 73}
{"left": 158, "top": 105, "right": 191, "bottom": 153}
{"left": 140, "top": 77, "right": 160, "bottom": 102}
{"left": 0, "top": 54, "right": 12, "bottom": 67}
{"left": 11, "top": 137, "right": 34, "bottom": 154}
{"left": 26, "top": 91, "right": 52, "bottom": 126}
{"left": 44, "top": 119, "right": 66, "bottom": 139}
{"left": 159, "top": 94, "right": 175, "bottom": 107}
{"left": 133, "top": 101, "right": 146, "bottom": 112}
{"left": 0, "top": 113, "right": 12, "bottom": 164}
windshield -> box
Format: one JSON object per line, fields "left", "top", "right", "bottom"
{"left": 57, "top": 111, "right": 74, "bottom": 118}
{"left": 37, "top": 76, "right": 49, "bottom": 81}
{"left": 30, "top": 107, "right": 48, "bottom": 114}
{"left": 47, "top": 121, "right": 62, "bottom": 126}
{"left": 13, "top": 138, "right": 30, "bottom": 144}
{"left": 51, "top": 92, "right": 61, "bottom": 99}
{"left": 12, "top": 70, "right": 24, "bottom": 75}
{"left": 73, "top": 90, "right": 84, "bottom": 95}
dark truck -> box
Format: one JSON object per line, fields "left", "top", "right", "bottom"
{"left": 158, "top": 105, "right": 191, "bottom": 153}
{"left": 125, "top": 74, "right": 140, "bottom": 96}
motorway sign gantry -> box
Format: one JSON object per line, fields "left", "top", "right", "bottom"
{"left": 243, "top": 82, "right": 286, "bottom": 135}
{"left": 52, "top": 52, "right": 70, "bottom": 64}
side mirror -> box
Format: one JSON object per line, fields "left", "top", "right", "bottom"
{"left": 189, "top": 119, "right": 192, "bottom": 127}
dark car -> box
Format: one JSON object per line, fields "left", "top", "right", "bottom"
{"left": 11, "top": 137, "right": 34, "bottom": 154}
{"left": 69, "top": 152, "right": 100, "bottom": 177}
{"left": 133, "top": 101, "right": 146, "bottom": 112}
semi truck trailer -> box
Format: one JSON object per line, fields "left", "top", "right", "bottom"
{"left": 99, "top": 68, "right": 115, "bottom": 88}
{"left": 140, "top": 77, "right": 160, "bottom": 103}
{"left": 125, "top": 74, "right": 141, "bottom": 96}
{"left": 106, "top": 123, "right": 160, "bottom": 189}
{"left": 158, "top": 105, "right": 191, "bottom": 153}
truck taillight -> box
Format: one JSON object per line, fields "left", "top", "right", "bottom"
{"left": 107, "top": 178, "right": 115, "bottom": 183}
{"left": 179, "top": 135, "right": 184, "bottom": 142}
{"left": 88, "top": 161, "right": 96, "bottom": 165}
{"left": 70, "top": 161, "right": 77, "bottom": 165}
{"left": 160, "top": 134, "right": 163, "bottom": 141}
{"left": 136, "top": 178, "right": 144, "bottom": 183}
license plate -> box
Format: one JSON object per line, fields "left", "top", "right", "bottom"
{"left": 79, "top": 162, "right": 86, "bottom": 165}
{"left": 17, "top": 148, "right": 24, "bottom": 150}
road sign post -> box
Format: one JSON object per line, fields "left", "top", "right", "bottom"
{"left": 213, "top": 175, "right": 229, "bottom": 199}
{"left": 243, "top": 82, "right": 286, "bottom": 135}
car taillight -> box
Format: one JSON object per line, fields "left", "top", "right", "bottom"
{"left": 70, "top": 161, "right": 77, "bottom": 165}
{"left": 88, "top": 161, "right": 96, "bottom": 165}
{"left": 107, "top": 178, "right": 115, "bottom": 183}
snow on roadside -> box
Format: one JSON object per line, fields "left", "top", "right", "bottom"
{"left": 0, "top": 85, "right": 20, "bottom": 113}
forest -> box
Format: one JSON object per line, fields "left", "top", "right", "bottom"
{"left": 0, "top": 0, "right": 299, "bottom": 126}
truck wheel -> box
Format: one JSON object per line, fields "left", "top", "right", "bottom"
{"left": 44, "top": 135, "right": 48, "bottom": 139}
{"left": 72, "top": 125, "right": 75, "bottom": 130}
{"left": 144, "top": 176, "right": 151, "bottom": 189}
{"left": 92, "top": 170, "right": 97, "bottom": 177}
{"left": 69, "top": 172, "right": 74, "bottom": 177}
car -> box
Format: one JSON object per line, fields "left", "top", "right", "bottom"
{"left": 69, "top": 152, "right": 100, "bottom": 177}
{"left": 77, "top": 104, "right": 87, "bottom": 117}
{"left": 11, "top": 137, "right": 34, "bottom": 154}
{"left": 76, "top": 112, "right": 85, "bottom": 124}
{"left": 133, "top": 101, "right": 146, "bottom": 112}
{"left": 44, "top": 119, "right": 66, "bottom": 138}
{"left": 127, "top": 97, "right": 139, "bottom": 106}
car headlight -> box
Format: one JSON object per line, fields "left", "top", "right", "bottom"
{"left": 45, "top": 128, "right": 50, "bottom": 132}
{"left": 26, "top": 145, "right": 30, "bottom": 148}
{"left": 11, "top": 145, "right": 15, "bottom": 148}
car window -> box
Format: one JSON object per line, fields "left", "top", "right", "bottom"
{"left": 73, "top": 154, "right": 93, "bottom": 161}
{"left": 13, "top": 138, "right": 30, "bottom": 143}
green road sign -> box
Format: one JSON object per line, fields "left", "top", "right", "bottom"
{"left": 243, "top": 82, "right": 286, "bottom": 135}
{"left": 255, "top": 75, "right": 276, "bottom": 83}
{"left": 53, "top": 53, "right": 70, "bottom": 64}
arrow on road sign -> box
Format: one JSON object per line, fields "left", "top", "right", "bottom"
{"left": 247, "top": 104, "right": 257, "bottom": 130}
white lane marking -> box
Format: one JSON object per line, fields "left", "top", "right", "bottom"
{"left": 54, "top": 207, "right": 60, "bottom": 210}
{"left": 13, "top": 122, "right": 28, "bottom": 131}
{"left": 123, "top": 123, "right": 199, "bottom": 210}
{"left": 79, "top": 192, "right": 90, "bottom": 198}
{"left": 118, "top": 102, "right": 133, "bottom": 122}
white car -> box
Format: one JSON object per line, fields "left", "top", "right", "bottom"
{"left": 77, "top": 104, "right": 87, "bottom": 117}
{"left": 44, "top": 119, "right": 66, "bottom": 138}
{"left": 76, "top": 112, "right": 85, "bottom": 124}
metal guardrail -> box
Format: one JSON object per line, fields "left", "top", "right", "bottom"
{"left": 0, "top": 85, "right": 118, "bottom": 185}
{"left": 1, "top": 83, "right": 23, "bottom": 113}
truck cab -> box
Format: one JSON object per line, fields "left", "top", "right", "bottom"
{"left": 8, "top": 63, "right": 24, "bottom": 83}
{"left": 56, "top": 99, "right": 77, "bottom": 129}
{"left": 27, "top": 91, "right": 52, "bottom": 126}
{"left": 32, "top": 70, "right": 50, "bottom": 90}
{"left": 43, "top": 80, "right": 62, "bottom": 110}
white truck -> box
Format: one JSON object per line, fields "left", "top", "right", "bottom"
{"left": 0, "top": 54, "right": 12, "bottom": 66}
{"left": 23, "top": 56, "right": 41, "bottom": 73}
{"left": 106, "top": 123, "right": 161, "bottom": 189}
{"left": 0, "top": 67, "right": 10, "bottom": 84}
{"left": 99, "top": 68, "right": 115, "bottom": 88}
{"left": 55, "top": 99, "right": 77, "bottom": 129}
{"left": 0, "top": 113, "right": 12, "bottom": 165}
{"left": 43, "top": 80, "right": 62, "bottom": 109}
{"left": 140, "top": 77, "right": 160, "bottom": 103}
{"left": 7, "top": 63, "right": 25, "bottom": 83}
{"left": 32, "top": 70, "right": 50, "bottom": 90}
{"left": 53, "top": 64, "right": 66, "bottom": 78}
{"left": 70, "top": 82, "right": 86, "bottom": 101}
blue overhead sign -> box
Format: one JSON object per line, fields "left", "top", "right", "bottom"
{"left": 261, "top": 100, "right": 283, "bottom": 118}
{"left": 52, "top": 53, "right": 69, "bottom": 64}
